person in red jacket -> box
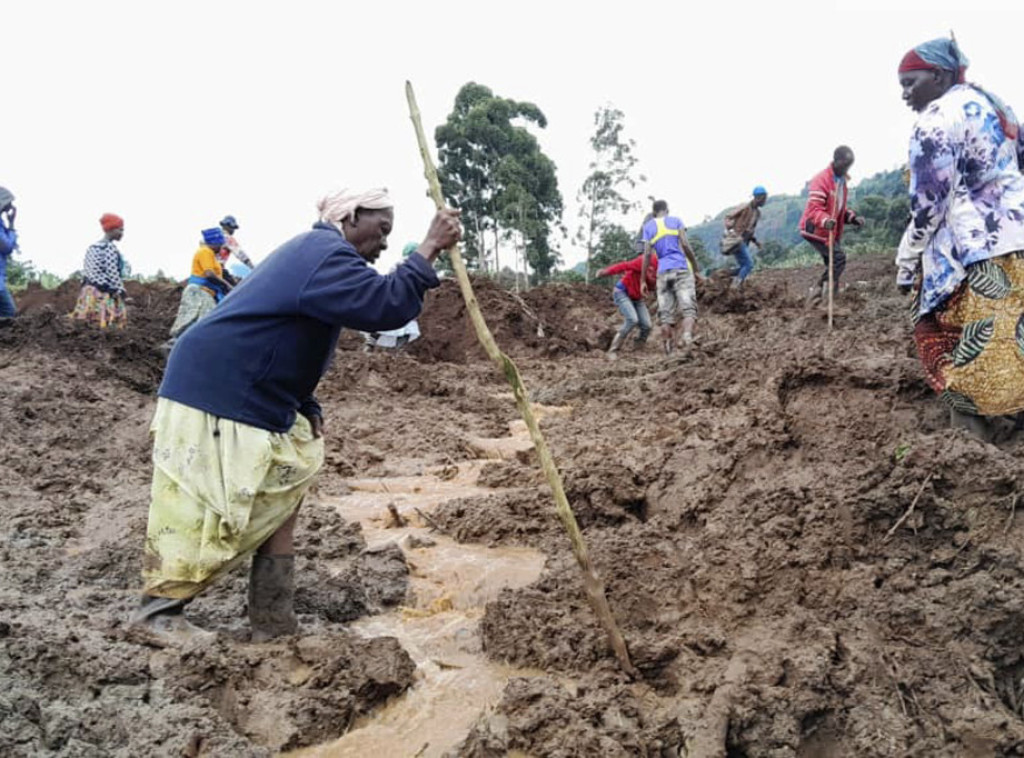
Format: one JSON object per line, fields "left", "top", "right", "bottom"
{"left": 798, "top": 146, "right": 865, "bottom": 302}
{"left": 597, "top": 249, "right": 658, "bottom": 360}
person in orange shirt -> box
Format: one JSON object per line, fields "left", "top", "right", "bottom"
{"left": 168, "top": 228, "right": 233, "bottom": 341}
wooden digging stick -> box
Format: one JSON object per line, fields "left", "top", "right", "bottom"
{"left": 405, "top": 81, "right": 636, "bottom": 678}
{"left": 827, "top": 228, "right": 835, "bottom": 331}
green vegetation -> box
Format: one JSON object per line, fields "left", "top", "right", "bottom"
{"left": 575, "top": 106, "right": 644, "bottom": 283}
{"left": 7, "top": 258, "right": 62, "bottom": 291}
{"left": 435, "top": 83, "right": 563, "bottom": 281}
{"left": 684, "top": 167, "right": 910, "bottom": 273}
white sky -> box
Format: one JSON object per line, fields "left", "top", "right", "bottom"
{"left": 5, "top": 0, "right": 1023, "bottom": 278}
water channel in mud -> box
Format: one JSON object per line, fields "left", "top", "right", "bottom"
{"left": 293, "top": 405, "right": 571, "bottom": 758}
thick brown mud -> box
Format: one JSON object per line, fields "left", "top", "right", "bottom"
{"left": 3, "top": 257, "right": 1024, "bottom": 756}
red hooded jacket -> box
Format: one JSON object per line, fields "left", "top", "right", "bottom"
{"left": 601, "top": 252, "right": 658, "bottom": 300}
{"left": 798, "top": 163, "right": 858, "bottom": 245}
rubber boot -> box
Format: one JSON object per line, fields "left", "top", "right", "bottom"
{"left": 607, "top": 332, "right": 624, "bottom": 361}
{"left": 807, "top": 283, "right": 824, "bottom": 305}
{"left": 249, "top": 554, "right": 297, "bottom": 643}
{"left": 729, "top": 276, "right": 743, "bottom": 290}
{"left": 127, "top": 595, "right": 215, "bottom": 647}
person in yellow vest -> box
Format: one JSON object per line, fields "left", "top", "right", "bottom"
{"left": 640, "top": 200, "right": 703, "bottom": 354}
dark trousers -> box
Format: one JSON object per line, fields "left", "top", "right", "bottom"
{"left": 807, "top": 239, "right": 846, "bottom": 291}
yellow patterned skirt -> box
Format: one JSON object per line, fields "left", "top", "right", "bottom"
{"left": 69, "top": 284, "right": 127, "bottom": 329}
{"left": 913, "top": 251, "right": 1024, "bottom": 416}
{"left": 142, "top": 398, "right": 324, "bottom": 599}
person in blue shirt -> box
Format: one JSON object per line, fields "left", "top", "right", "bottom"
{"left": 0, "top": 186, "right": 20, "bottom": 319}
{"left": 130, "top": 187, "right": 461, "bottom": 645}
{"left": 640, "top": 199, "right": 703, "bottom": 354}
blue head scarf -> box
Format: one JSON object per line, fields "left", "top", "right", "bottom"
{"left": 202, "top": 227, "right": 226, "bottom": 247}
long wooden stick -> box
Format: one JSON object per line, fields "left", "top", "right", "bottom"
{"left": 405, "top": 81, "right": 636, "bottom": 677}
{"left": 827, "top": 228, "right": 835, "bottom": 331}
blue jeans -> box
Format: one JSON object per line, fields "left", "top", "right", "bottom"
{"left": 0, "top": 284, "right": 15, "bottom": 318}
{"left": 733, "top": 242, "right": 754, "bottom": 282}
{"left": 613, "top": 288, "right": 651, "bottom": 343}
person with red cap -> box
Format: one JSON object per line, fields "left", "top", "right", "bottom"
{"left": 895, "top": 36, "right": 1024, "bottom": 440}
{"left": 70, "top": 213, "right": 128, "bottom": 328}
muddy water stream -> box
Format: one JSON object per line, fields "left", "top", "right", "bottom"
{"left": 293, "top": 405, "right": 570, "bottom": 758}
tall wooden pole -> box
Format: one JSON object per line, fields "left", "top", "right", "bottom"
{"left": 405, "top": 81, "right": 636, "bottom": 677}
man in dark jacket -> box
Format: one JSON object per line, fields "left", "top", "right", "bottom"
{"left": 130, "top": 188, "right": 461, "bottom": 645}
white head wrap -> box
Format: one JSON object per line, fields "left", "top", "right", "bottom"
{"left": 317, "top": 188, "right": 393, "bottom": 234}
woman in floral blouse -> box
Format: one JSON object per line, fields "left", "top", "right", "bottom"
{"left": 896, "top": 37, "right": 1024, "bottom": 440}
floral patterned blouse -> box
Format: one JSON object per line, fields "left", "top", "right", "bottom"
{"left": 896, "top": 84, "right": 1024, "bottom": 316}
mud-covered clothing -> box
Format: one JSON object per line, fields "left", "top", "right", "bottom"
{"left": 142, "top": 398, "right": 323, "bottom": 599}
{"left": 896, "top": 84, "right": 1024, "bottom": 318}
{"left": 643, "top": 216, "right": 689, "bottom": 272}
{"left": 799, "top": 164, "right": 858, "bottom": 246}
{"left": 656, "top": 267, "right": 697, "bottom": 325}
{"left": 613, "top": 288, "right": 652, "bottom": 343}
{"left": 604, "top": 252, "right": 658, "bottom": 300}
{"left": 160, "top": 222, "right": 440, "bottom": 434}
{"left": 912, "top": 250, "right": 1024, "bottom": 416}
{"left": 81, "top": 239, "right": 126, "bottom": 295}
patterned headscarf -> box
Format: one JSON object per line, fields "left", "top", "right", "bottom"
{"left": 317, "top": 188, "right": 393, "bottom": 234}
{"left": 899, "top": 37, "right": 1019, "bottom": 141}
{"left": 898, "top": 37, "right": 969, "bottom": 84}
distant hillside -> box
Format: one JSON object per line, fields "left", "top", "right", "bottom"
{"left": 686, "top": 167, "right": 906, "bottom": 265}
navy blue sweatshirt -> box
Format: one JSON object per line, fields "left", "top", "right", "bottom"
{"left": 159, "top": 222, "right": 439, "bottom": 432}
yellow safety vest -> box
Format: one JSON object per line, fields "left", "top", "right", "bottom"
{"left": 648, "top": 217, "right": 680, "bottom": 246}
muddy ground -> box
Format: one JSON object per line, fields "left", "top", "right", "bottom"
{"left": 2, "top": 259, "right": 1024, "bottom": 756}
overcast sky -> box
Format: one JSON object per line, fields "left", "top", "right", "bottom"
{"left": 5, "top": 0, "right": 1023, "bottom": 278}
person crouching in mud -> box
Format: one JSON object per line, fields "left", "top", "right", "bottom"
{"left": 597, "top": 234, "right": 658, "bottom": 361}
{"left": 129, "top": 187, "right": 461, "bottom": 644}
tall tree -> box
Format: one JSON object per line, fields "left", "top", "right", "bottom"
{"left": 576, "top": 106, "right": 645, "bottom": 283}
{"left": 435, "top": 83, "right": 562, "bottom": 278}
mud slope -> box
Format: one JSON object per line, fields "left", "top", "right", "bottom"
{"left": 3, "top": 254, "right": 1024, "bottom": 756}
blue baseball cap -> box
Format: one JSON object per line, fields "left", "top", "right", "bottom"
{"left": 752, "top": 186, "right": 767, "bottom": 196}
{"left": 219, "top": 215, "right": 239, "bottom": 230}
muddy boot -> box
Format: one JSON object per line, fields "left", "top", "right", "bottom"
{"left": 806, "top": 283, "right": 824, "bottom": 306}
{"left": 249, "top": 554, "right": 297, "bottom": 643}
{"left": 950, "top": 409, "right": 995, "bottom": 443}
{"left": 729, "top": 276, "right": 743, "bottom": 291}
{"left": 607, "top": 332, "right": 624, "bottom": 361}
{"left": 127, "top": 595, "right": 215, "bottom": 647}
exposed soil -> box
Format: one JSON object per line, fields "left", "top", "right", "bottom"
{"left": 3, "top": 256, "right": 1024, "bottom": 756}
